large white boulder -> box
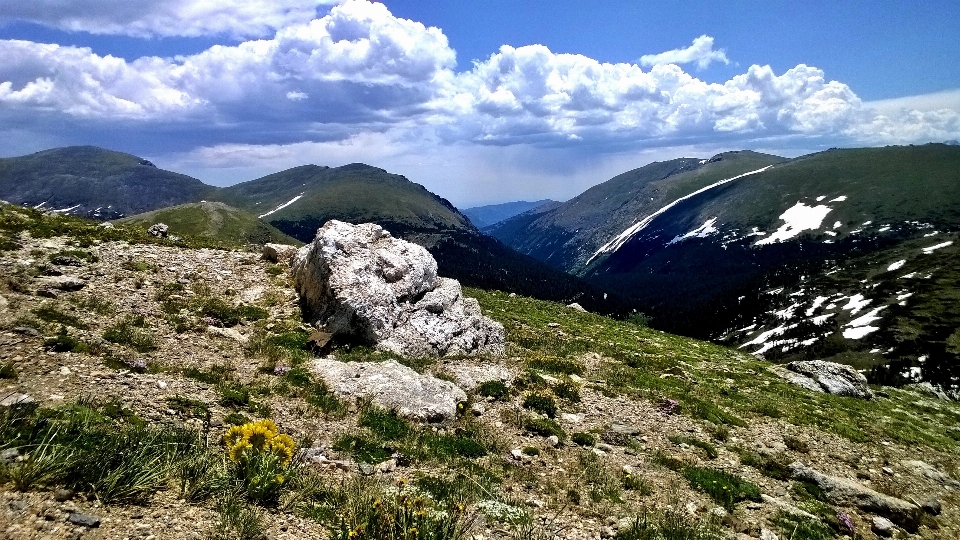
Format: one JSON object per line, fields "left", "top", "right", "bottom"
{"left": 291, "top": 220, "right": 504, "bottom": 358}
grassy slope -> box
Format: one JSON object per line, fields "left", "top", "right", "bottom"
{"left": 119, "top": 202, "right": 301, "bottom": 247}
{"left": 471, "top": 288, "right": 960, "bottom": 452}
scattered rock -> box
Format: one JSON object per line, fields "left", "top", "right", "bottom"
{"left": 51, "top": 256, "right": 83, "bottom": 267}
{"left": 147, "top": 223, "right": 169, "bottom": 238}
{"left": 872, "top": 516, "right": 895, "bottom": 537}
{"left": 262, "top": 243, "right": 300, "bottom": 265}
{"left": 921, "top": 498, "right": 943, "bottom": 516}
{"left": 470, "top": 403, "right": 485, "bottom": 416}
{"left": 0, "top": 392, "right": 35, "bottom": 408}
{"left": 67, "top": 512, "right": 101, "bottom": 528}
{"left": 545, "top": 435, "right": 560, "bottom": 447}
{"left": 0, "top": 448, "right": 20, "bottom": 463}
{"left": 12, "top": 326, "right": 38, "bottom": 336}
{"left": 292, "top": 221, "right": 504, "bottom": 358}
{"left": 207, "top": 325, "right": 249, "bottom": 344}
{"left": 53, "top": 489, "right": 73, "bottom": 502}
{"left": 789, "top": 461, "right": 919, "bottom": 528}
{"left": 773, "top": 360, "right": 874, "bottom": 399}
{"left": 759, "top": 529, "right": 779, "bottom": 540}
{"left": 760, "top": 495, "right": 819, "bottom": 522}
{"left": 900, "top": 460, "right": 960, "bottom": 488}
{"left": 38, "top": 276, "right": 86, "bottom": 292}
{"left": 441, "top": 363, "right": 514, "bottom": 391}
{"left": 378, "top": 459, "right": 397, "bottom": 473}
{"left": 358, "top": 463, "right": 376, "bottom": 476}
{"left": 560, "top": 413, "right": 582, "bottom": 423}
{"left": 310, "top": 358, "right": 467, "bottom": 422}
{"left": 566, "top": 302, "right": 587, "bottom": 312}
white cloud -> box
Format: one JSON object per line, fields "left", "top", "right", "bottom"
{"left": 0, "top": 0, "right": 959, "bottom": 205}
{"left": 0, "top": 0, "right": 344, "bottom": 39}
{"left": 639, "top": 35, "right": 730, "bottom": 70}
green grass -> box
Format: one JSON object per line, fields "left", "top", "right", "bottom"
{"left": 0, "top": 362, "right": 16, "bottom": 380}
{"left": 476, "top": 380, "right": 509, "bottom": 400}
{"left": 615, "top": 506, "right": 722, "bottom": 540}
{"left": 522, "top": 394, "right": 557, "bottom": 418}
{"left": 572, "top": 432, "right": 596, "bottom": 447}
{"left": 681, "top": 467, "right": 761, "bottom": 510}
{"left": 668, "top": 435, "right": 718, "bottom": 459}
{"left": 32, "top": 304, "right": 88, "bottom": 329}
{"left": 103, "top": 315, "right": 156, "bottom": 352}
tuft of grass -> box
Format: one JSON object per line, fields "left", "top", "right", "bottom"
{"left": 576, "top": 451, "right": 623, "bottom": 504}
{"left": 527, "top": 355, "right": 584, "bottom": 375}
{"left": 476, "top": 380, "right": 509, "bottom": 400}
{"left": 572, "top": 432, "right": 596, "bottom": 447}
{"left": 682, "top": 467, "right": 761, "bottom": 510}
{"left": 668, "top": 435, "right": 718, "bottom": 459}
{"left": 183, "top": 365, "right": 232, "bottom": 385}
{"left": 0, "top": 361, "right": 17, "bottom": 380}
{"left": 783, "top": 435, "right": 810, "bottom": 453}
{"left": 735, "top": 448, "right": 792, "bottom": 480}
{"left": 616, "top": 506, "right": 721, "bottom": 540}
{"left": 33, "top": 304, "right": 88, "bottom": 329}
{"left": 522, "top": 417, "right": 564, "bottom": 440}
{"left": 522, "top": 394, "right": 557, "bottom": 418}
{"left": 166, "top": 396, "right": 210, "bottom": 419}
{"left": 224, "top": 412, "right": 251, "bottom": 426}
{"left": 770, "top": 511, "right": 835, "bottom": 540}
{"left": 215, "top": 495, "right": 266, "bottom": 540}
{"left": 103, "top": 315, "right": 156, "bottom": 352}
{"left": 552, "top": 380, "right": 581, "bottom": 403}
{"left": 622, "top": 473, "right": 653, "bottom": 495}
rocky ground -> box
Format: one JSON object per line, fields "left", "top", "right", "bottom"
{"left": 1, "top": 211, "right": 960, "bottom": 539}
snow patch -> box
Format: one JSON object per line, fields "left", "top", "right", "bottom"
{"left": 830, "top": 196, "right": 847, "bottom": 202}
{"left": 589, "top": 165, "right": 774, "bottom": 262}
{"left": 816, "top": 196, "right": 826, "bottom": 201}
{"left": 842, "top": 294, "right": 871, "bottom": 314}
{"left": 667, "top": 217, "right": 719, "bottom": 245}
{"left": 258, "top": 193, "right": 304, "bottom": 219}
{"left": 900, "top": 272, "right": 917, "bottom": 279}
{"left": 810, "top": 313, "right": 835, "bottom": 325}
{"left": 51, "top": 204, "right": 81, "bottom": 213}
{"left": 922, "top": 241, "right": 953, "bottom": 254}
{"left": 833, "top": 221, "right": 842, "bottom": 229}
{"left": 843, "top": 326, "right": 879, "bottom": 339}
{"left": 886, "top": 260, "right": 906, "bottom": 272}
{"left": 754, "top": 202, "right": 833, "bottom": 246}
{"left": 805, "top": 296, "right": 831, "bottom": 316}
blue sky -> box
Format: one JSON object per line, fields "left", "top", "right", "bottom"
{"left": 1, "top": 0, "right": 958, "bottom": 206}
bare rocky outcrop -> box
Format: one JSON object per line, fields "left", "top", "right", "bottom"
{"left": 291, "top": 220, "right": 504, "bottom": 358}
{"left": 147, "top": 223, "right": 169, "bottom": 238}
{"left": 311, "top": 358, "right": 466, "bottom": 422}
{"left": 770, "top": 360, "right": 873, "bottom": 399}
{"left": 789, "top": 461, "right": 920, "bottom": 529}
{"left": 262, "top": 243, "right": 299, "bottom": 265}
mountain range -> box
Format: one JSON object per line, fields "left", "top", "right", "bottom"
{"left": 3, "top": 143, "right": 958, "bottom": 388}
{"left": 461, "top": 200, "right": 559, "bottom": 229}
{"left": 0, "top": 147, "right": 624, "bottom": 315}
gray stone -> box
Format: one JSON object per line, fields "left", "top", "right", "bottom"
{"left": 38, "top": 276, "right": 86, "bottom": 291}
{"left": 900, "top": 460, "right": 960, "bottom": 488}
{"left": 310, "top": 358, "right": 467, "bottom": 422}
{"left": 545, "top": 435, "right": 560, "bottom": 447}
{"left": 760, "top": 495, "right": 820, "bottom": 522}
{"left": 441, "top": 363, "right": 514, "bottom": 390}
{"left": 0, "top": 448, "right": 19, "bottom": 463}
{"left": 292, "top": 221, "right": 504, "bottom": 358}
{"left": 13, "top": 326, "right": 38, "bottom": 336}
{"left": 51, "top": 256, "right": 83, "bottom": 267}
{"left": 789, "top": 461, "right": 919, "bottom": 528}
{"left": 759, "top": 529, "right": 779, "bottom": 540}
{"left": 67, "top": 512, "right": 100, "bottom": 527}
{"left": 921, "top": 498, "right": 942, "bottom": 516}
{"left": 0, "top": 293, "right": 7, "bottom": 313}
{"left": 262, "top": 243, "right": 300, "bottom": 265}
{"left": 0, "top": 392, "right": 35, "bottom": 408}
{"left": 872, "top": 516, "right": 895, "bottom": 537}
{"left": 147, "top": 223, "right": 169, "bottom": 238}
{"left": 567, "top": 302, "right": 587, "bottom": 312}
{"left": 779, "top": 360, "right": 874, "bottom": 399}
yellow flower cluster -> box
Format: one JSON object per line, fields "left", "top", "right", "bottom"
{"left": 224, "top": 419, "right": 296, "bottom": 464}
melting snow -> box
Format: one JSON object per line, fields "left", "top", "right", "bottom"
{"left": 810, "top": 313, "right": 835, "bottom": 325}
{"left": 755, "top": 202, "right": 833, "bottom": 246}
{"left": 259, "top": 193, "right": 304, "bottom": 219}
{"left": 816, "top": 196, "right": 826, "bottom": 201}
{"left": 848, "top": 306, "right": 886, "bottom": 328}
{"left": 843, "top": 326, "right": 879, "bottom": 339}
{"left": 922, "top": 241, "right": 953, "bottom": 254}
{"left": 824, "top": 231, "right": 837, "bottom": 236}
{"left": 842, "top": 294, "right": 871, "bottom": 314}
{"left": 772, "top": 302, "right": 801, "bottom": 320}
{"left": 833, "top": 221, "right": 842, "bottom": 229}
{"left": 667, "top": 217, "right": 719, "bottom": 245}
{"left": 51, "top": 204, "right": 81, "bottom": 213}
{"left": 900, "top": 272, "right": 917, "bottom": 279}
{"left": 805, "top": 296, "right": 831, "bottom": 316}
{"left": 878, "top": 225, "right": 891, "bottom": 232}
{"left": 886, "top": 260, "right": 906, "bottom": 272}
{"left": 923, "top": 231, "right": 939, "bottom": 237}
{"left": 830, "top": 196, "right": 847, "bottom": 202}
{"left": 589, "top": 165, "right": 774, "bottom": 262}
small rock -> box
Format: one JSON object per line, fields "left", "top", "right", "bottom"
{"left": 470, "top": 403, "right": 485, "bottom": 415}
{"left": 53, "top": 489, "right": 73, "bottom": 502}
{"left": 156, "top": 381, "right": 168, "bottom": 390}
{"left": 358, "top": 463, "right": 376, "bottom": 476}
{"left": 547, "top": 322, "right": 560, "bottom": 328}
{"left": 378, "top": 459, "right": 397, "bottom": 473}
{"left": 0, "top": 392, "right": 35, "bottom": 408}
{"left": 0, "top": 448, "right": 20, "bottom": 463}
{"left": 59, "top": 367, "right": 71, "bottom": 376}
{"left": 921, "top": 498, "right": 942, "bottom": 516}
{"left": 51, "top": 256, "right": 83, "bottom": 267}
{"left": 621, "top": 465, "right": 633, "bottom": 475}
{"left": 872, "top": 516, "right": 895, "bottom": 537}
{"left": 262, "top": 243, "right": 300, "bottom": 265}
{"left": 881, "top": 466, "right": 894, "bottom": 476}
{"left": 511, "top": 448, "right": 524, "bottom": 461}
{"left": 147, "top": 223, "right": 169, "bottom": 238}
{"left": 600, "top": 526, "right": 616, "bottom": 538}
{"left": 39, "top": 276, "right": 86, "bottom": 291}
{"left": 596, "top": 443, "right": 614, "bottom": 452}
{"left": 545, "top": 435, "right": 560, "bottom": 447}
{"left": 13, "top": 326, "right": 39, "bottom": 336}
{"left": 759, "top": 529, "right": 779, "bottom": 540}
{"left": 67, "top": 513, "right": 101, "bottom": 528}
{"left": 711, "top": 507, "right": 728, "bottom": 519}
{"left": 567, "top": 302, "right": 587, "bottom": 312}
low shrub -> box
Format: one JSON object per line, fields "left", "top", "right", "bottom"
{"left": 522, "top": 394, "right": 557, "bottom": 418}
{"left": 476, "top": 380, "right": 509, "bottom": 400}
{"left": 668, "top": 435, "right": 718, "bottom": 459}
{"left": 572, "top": 432, "right": 596, "bottom": 447}
{"left": 682, "top": 467, "right": 761, "bottom": 510}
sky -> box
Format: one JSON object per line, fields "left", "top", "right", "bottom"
{"left": 1, "top": 0, "right": 959, "bottom": 207}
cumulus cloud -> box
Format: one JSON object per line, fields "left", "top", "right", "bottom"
{"left": 0, "top": 0, "right": 344, "bottom": 38}
{"left": 639, "top": 35, "right": 730, "bottom": 70}
{"left": 0, "top": 0, "right": 958, "bottom": 200}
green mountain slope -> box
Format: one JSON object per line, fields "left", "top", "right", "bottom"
{"left": 581, "top": 144, "right": 960, "bottom": 388}
{"left": 0, "top": 146, "right": 216, "bottom": 219}
{"left": 118, "top": 201, "right": 301, "bottom": 248}
{"left": 487, "top": 151, "right": 787, "bottom": 272}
